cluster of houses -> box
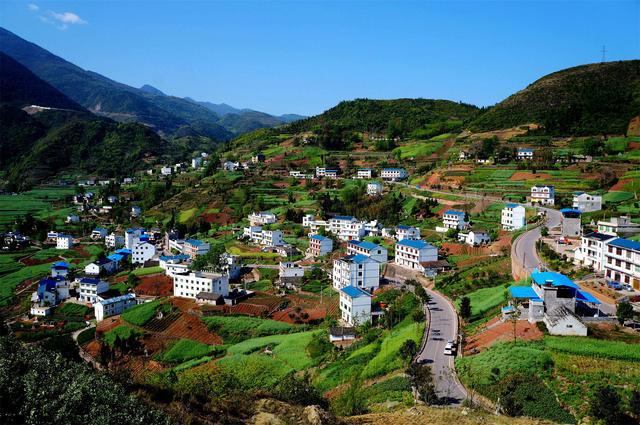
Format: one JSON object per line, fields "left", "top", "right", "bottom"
{"left": 287, "top": 167, "right": 409, "bottom": 183}
{"left": 0, "top": 231, "right": 29, "bottom": 250}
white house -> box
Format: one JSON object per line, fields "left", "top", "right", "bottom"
{"left": 367, "top": 182, "right": 383, "bottom": 196}
{"left": 543, "top": 306, "right": 588, "bottom": 336}
{"left": 604, "top": 238, "right": 640, "bottom": 290}
{"left": 380, "top": 168, "right": 408, "bottom": 182}
{"left": 395, "top": 225, "right": 420, "bottom": 241}
{"left": 357, "top": 168, "right": 374, "bottom": 179}
{"left": 191, "top": 157, "right": 203, "bottom": 168}
{"left": 458, "top": 230, "right": 491, "bottom": 246}
{"left": 183, "top": 239, "right": 211, "bottom": 258}
{"left": 84, "top": 258, "right": 117, "bottom": 275}
{"left": 597, "top": 216, "right": 640, "bottom": 237}
{"left": 530, "top": 185, "right": 555, "bottom": 206}
{"left": 517, "top": 148, "right": 534, "bottom": 160}
{"left": 307, "top": 234, "right": 333, "bottom": 257}
{"left": 347, "top": 240, "right": 388, "bottom": 263}
{"left": 442, "top": 210, "right": 468, "bottom": 230}
{"left": 572, "top": 192, "right": 602, "bottom": 213}
{"left": 222, "top": 160, "right": 240, "bottom": 171}
{"left": 105, "top": 233, "right": 125, "bottom": 248}
{"left": 395, "top": 239, "right": 438, "bottom": 272}
{"left": 243, "top": 226, "right": 284, "bottom": 246}
{"left": 77, "top": 277, "right": 109, "bottom": 303}
{"left": 91, "top": 227, "right": 108, "bottom": 239}
{"left": 573, "top": 232, "right": 615, "bottom": 271}
{"left": 56, "top": 234, "right": 73, "bottom": 250}
{"left": 50, "top": 261, "right": 70, "bottom": 278}
{"left": 125, "top": 228, "right": 144, "bottom": 249}
{"left": 132, "top": 242, "right": 155, "bottom": 264}
{"left": 329, "top": 216, "right": 366, "bottom": 241}
{"left": 332, "top": 254, "right": 380, "bottom": 291}
{"left": 278, "top": 261, "right": 304, "bottom": 287}
{"left": 66, "top": 215, "right": 80, "bottom": 224}
{"left": 131, "top": 206, "right": 142, "bottom": 217}
{"left": 339, "top": 286, "right": 372, "bottom": 326}
{"left": 248, "top": 212, "right": 277, "bottom": 226}
{"left": 302, "top": 214, "right": 330, "bottom": 234}
{"left": 501, "top": 204, "right": 526, "bottom": 231}
{"left": 172, "top": 271, "right": 229, "bottom": 299}
{"left": 161, "top": 166, "right": 172, "bottom": 176}
{"left": 94, "top": 293, "right": 137, "bottom": 321}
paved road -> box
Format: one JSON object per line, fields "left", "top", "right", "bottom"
{"left": 416, "top": 288, "right": 468, "bottom": 405}
{"left": 511, "top": 206, "right": 562, "bottom": 273}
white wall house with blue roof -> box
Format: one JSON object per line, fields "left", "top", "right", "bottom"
{"left": 574, "top": 232, "right": 615, "bottom": 271}
{"left": 94, "top": 293, "right": 137, "bottom": 321}
{"left": 380, "top": 168, "right": 408, "bottom": 182}
{"left": 501, "top": 204, "right": 526, "bottom": 230}
{"left": 339, "top": 286, "right": 372, "bottom": 326}
{"left": 308, "top": 234, "right": 333, "bottom": 257}
{"left": 77, "top": 277, "right": 109, "bottom": 303}
{"left": 604, "top": 238, "right": 640, "bottom": 290}
{"left": 347, "top": 240, "right": 388, "bottom": 263}
{"left": 184, "top": 239, "right": 211, "bottom": 258}
{"left": 332, "top": 254, "right": 379, "bottom": 291}
{"left": 572, "top": 192, "right": 602, "bottom": 213}
{"left": 329, "top": 216, "right": 366, "bottom": 241}
{"left": 442, "top": 210, "right": 468, "bottom": 230}
{"left": 395, "top": 239, "right": 438, "bottom": 272}
{"left": 516, "top": 148, "right": 534, "bottom": 160}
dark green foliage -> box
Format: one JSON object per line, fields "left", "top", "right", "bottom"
{"left": 617, "top": 300, "right": 635, "bottom": 325}
{"left": 306, "top": 331, "right": 333, "bottom": 360}
{"left": 459, "top": 296, "right": 472, "bottom": 319}
{"left": 399, "top": 339, "right": 418, "bottom": 362}
{"left": 0, "top": 336, "right": 171, "bottom": 424}
{"left": 77, "top": 327, "right": 96, "bottom": 346}
{"left": 471, "top": 60, "right": 640, "bottom": 135}
{"left": 590, "top": 386, "right": 624, "bottom": 425}
{"left": 273, "top": 372, "right": 327, "bottom": 408}
{"left": 406, "top": 363, "right": 439, "bottom": 405}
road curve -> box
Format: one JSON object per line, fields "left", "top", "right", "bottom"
{"left": 416, "top": 288, "right": 467, "bottom": 405}
{"left": 511, "top": 207, "right": 562, "bottom": 278}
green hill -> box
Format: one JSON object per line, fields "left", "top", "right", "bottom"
{"left": 470, "top": 60, "right": 640, "bottom": 135}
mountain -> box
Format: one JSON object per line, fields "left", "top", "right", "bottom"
{"left": 286, "top": 98, "right": 480, "bottom": 134}
{"left": 139, "top": 84, "right": 165, "bottom": 96}
{"left": 0, "top": 52, "right": 84, "bottom": 111}
{"left": 188, "top": 99, "right": 241, "bottom": 116}
{"left": 470, "top": 60, "right": 640, "bottom": 135}
{"left": 278, "top": 113, "right": 306, "bottom": 123}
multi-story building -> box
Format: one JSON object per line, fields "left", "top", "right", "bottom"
{"left": 50, "top": 261, "right": 69, "bottom": 278}
{"left": 339, "top": 286, "right": 372, "bottom": 326}
{"left": 560, "top": 208, "right": 582, "bottom": 238}
{"left": 307, "top": 234, "right": 333, "bottom": 257}
{"left": 105, "top": 232, "right": 125, "bottom": 248}
{"left": 604, "top": 238, "right": 640, "bottom": 289}
{"left": 56, "top": 234, "right": 73, "bottom": 250}
{"left": 91, "top": 227, "right": 108, "bottom": 239}
{"left": 442, "top": 210, "right": 468, "bottom": 230}
{"left": 183, "top": 239, "right": 211, "bottom": 258}
{"left": 332, "top": 254, "right": 380, "bottom": 291}
{"left": 278, "top": 261, "right": 305, "bottom": 287}
{"left": 243, "top": 226, "right": 284, "bottom": 246}
{"left": 530, "top": 185, "right": 555, "bottom": 206}
{"left": 315, "top": 167, "right": 339, "bottom": 179}
{"left": 302, "top": 214, "right": 330, "bottom": 234}
{"left": 248, "top": 212, "right": 277, "bottom": 226}
{"left": 132, "top": 241, "right": 155, "bottom": 264}
{"left": 125, "top": 228, "right": 144, "bottom": 249}
{"left": 517, "top": 148, "right": 534, "bottom": 160}
{"left": 356, "top": 168, "right": 374, "bottom": 179}
{"left": 597, "top": 216, "right": 640, "bottom": 237}
{"left": 395, "top": 225, "right": 420, "bottom": 241}
{"left": 458, "top": 230, "right": 491, "bottom": 246}
{"left": 94, "top": 293, "right": 137, "bottom": 321}
{"left": 395, "top": 239, "right": 438, "bottom": 272}
{"left": 77, "top": 277, "right": 109, "bottom": 303}
{"left": 367, "top": 182, "right": 383, "bottom": 196}
{"left": 501, "top": 204, "right": 526, "bottom": 230}
{"left": 329, "top": 216, "right": 366, "bottom": 241}
{"left": 573, "top": 232, "right": 615, "bottom": 271}
{"left": 347, "top": 240, "right": 388, "bottom": 263}
{"left": 572, "top": 192, "right": 602, "bottom": 213}
{"left": 380, "top": 168, "right": 408, "bottom": 182}
{"left": 172, "top": 271, "right": 230, "bottom": 299}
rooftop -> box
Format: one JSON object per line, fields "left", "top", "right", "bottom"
{"left": 609, "top": 238, "right": 640, "bottom": 251}
{"left": 185, "top": 238, "right": 207, "bottom": 246}
{"left": 444, "top": 210, "right": 465, "bottom": 216}
{"left": 508, "top": 285, "right": 542, "bottom": 301}
{"left": 531, "top": 270, "right": 578, "bottom": 289}
{"left": 505, "top": 203, "right": 523, "bottom": 209}
{"left": 310, "top": 234, "right": 329, "bottom": 241}
{"left": 342, "top": 254, "right": 371, "bottom": 264}
{"left": 349, "top": 240, "right": 381, "bottom": 250}
{"left": 99, "top": 293, "right": 135, "bottom": 305}
{"left": 397, "top": 239, "right": 433, "bottom": 250}
{"left": 397, "top": 224, "right": 415, "bottom": 230}
{"left": 583, "top": 232, "right": 615, "bottom": 242}
{"left": 340, "top": 286, "right": 372, "bottom": 299}
{"left": 333, "top": 215, "right": 355, "bottom": 221}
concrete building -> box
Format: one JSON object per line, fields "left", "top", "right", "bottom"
{"left": 543, "top": 306, "right": 588, "bottom": 336}
{"left": 56, "top": 234, "right": 73, "bottom": 250}
{"left": 347, "top": 240, "right": 388, "bottom": 263}
{"left": 302, "top": 214, "right": 330, "bottom": 234}
{"left": 173, "top": 271, "right": 229, "bottom": 299}
{"left": 131, "top": 206, "right": 142, "bottom": 217}
{"left": 516, "top": 148, "right": 534, "bottom": 160}
{"left": 307, "top": 234, "right": 333, "bottom": 257}
{"left": 91, "top": 228, "right": 108, "bottom": 239}
{"left": 367, "top": 182, "right": 383, "bottom": 196}
{"left": 442, "top": 210, "right": 468, "bottom": 230}
{"left": 125, "top": 228, "right": 144, "bottom": 250}
{"left": 278, "top": 261, "right": 305, "bottom": 287}
{"left": 572, "top": 192, "right": 602, "bottom": 213}
{"left": 357, "top": 168, "right": 374, "bottom": 179}
{"left": 604, "top": 238, "right": 640, "bottom": 289}
{"left": 560, "top": 208, "right": 582, "bottom": 238}
{"left": 329, "top": 216, "right": 366, "bottom": 241}
{"left": 501, "top": 204, "right": 526, "bottom": 231}
{"left": 183, "top": 239, "right": 210, "bottom": 258}
{"left": 248, "top": 212, "right": 277, "bottom": 226}
{"left": 395, "top": 239, "right": 438, "bottom": 272}
{"left": 94, "top": 293, "right": 137, "bottom": 321}
{"left": 395, "top": 225, "right": 421, "bottom": 241}
{"left": 50, "top": 261, "right": 70, "bottom": 278}
{"left": 77, "top": 277, "right": 109, "bottom": 303}
{"left": 132, "top": 242, "right": 155, "bottom": 264}
{"left": 530, "top": 185, "right": 555, "bottom": 206}
{"left": 458, "top": 230, "right": 491, "bottom": 246}
{"left": 243, "top": 226, "right": 284, "bottom": 246}
{"left": 339, "top": 286, "right": 372, "bottom": 326}
{"left": 332, "top": 254, "right": 380, "bottom": 291}
{"left": 597, "top": 216, "right": 640, "bottom": 237}
{"left": 84, "top": 258, "right": 117, "bottom": 275}
{"left": 573, "top": 232, "right": 616, "bottom": 271}
{"left": 380, "top": 168, "right": 408, "bottom": 182}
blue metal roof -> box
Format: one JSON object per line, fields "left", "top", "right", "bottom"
{"left": 531, "top": 270, "right": 578, "bottom": 289}
{"left": 38, "top": 278, "right": 57, "bottom": 292}
{"left": 382, "top": 168, "right": 406, "bottom": 171}
{"left": 350, "top": 240, "right": 380, "bottom": 250}
{"left": 444, "top": 210, "right": 465, "bottom": 216}
{"left": 340, "top": 286, "right": 372, "bottom": 298}
{"left": 159, "top": 254, "right": 190, "bottom": 261}
{"left": 107, "top": 254, "right": 124, "bottom": 262}
{"left": 397, "top": 224, "right": 415, "bottom": 230}
{"left": 99, "top": 293, "right": 136, "bottom": 305}
{"left": 518, "top": 148, "right": 534, "bottom": 153}
{"left": 560, "top": 208, "right": 582, "bottom": 215}
{"left": 94, "top": 227, "right": 107, "bottom": 232}
{"left": 509, "top": 286, "right": 538, "bottom": 299}
{"left": 310, "top": 234, "right": 329, "bottom": 241}
{"left": 576, "top": 290, "right": 601, "bottom": 305}
{"left": 115, "top": 248, "right": 132, "bottom": 255}
{"left": 185, "top": 238, "right": 206, "bottom": 246}
{"left": 343, "top": 254, "right": 370, "bottom": 264}
{"left": 609, "top": 238, "right": 640, "bottom": 251}
{"left": 397, "top": 239, "right": 432, "bottom": 250}
{"left": 333, "top": 215, "right": 355, "bottom": 221}
{"left": 505, "top": 203, "right": 521, "bottom": 209}
{"left": 52, "top": 261, "right": 70, "bottom": 269}
{"left": 79, "top": 277, "right": 101, "bottom": 285}
{"left": 358, "top": 168, "right": 373, "bottom": 171}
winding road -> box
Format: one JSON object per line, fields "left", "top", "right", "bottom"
{"left": 511, "top": 206, "right": 562, "bottom": 278}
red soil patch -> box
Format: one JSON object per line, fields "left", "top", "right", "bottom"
{"left": 163, "top": 313, "right": 223, "bottom": 345}
{"left": 20, "top": 256, "right": 63, "bottom": 266}
{"left": 134, "top": 274, "right": 173, "bottom": 297}
{"left": 201, "top": 211, "right": 234, "bottom": 225}
{"left": 629, "top": 142, "right": 640, "bottom": 149}
{"left": 96, "top": 316, "right": 122, "bottom": 335}
{"left": 464, "top": 318, "right": 543, "bottom": 354}
{"left": 291, "top": 158, "right": 310, "bottom": 167}
{"left": 272, "top": 181, "right": 290, "bottom": 189}
{"left": 610, "top": 178, "right": 631, "bottom": 192}
{"left": 509, "top": 172, "right": 552, "bottom": 181}
{"left": 169, "top": 297, "right": 199, "bottom": 313}
{"left": 84, "top": 340, "right": 102, "bottom": 357}
{"left": 441, "top": 242, "right": 490, "bottom": 256}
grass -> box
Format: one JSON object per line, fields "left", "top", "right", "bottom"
{"left": 457, "top": 285, "right": 508, "bottom": 320}
{"left": 0, "top": 186, "right": 75, "bottom": 228}
{"left": 178, "top": 208, "right": 197, "bottom": 223}
{"left": 56, "top": 303, "right": 90, "bottom": 317}
{"left": 543, "top": 336, "right": 640, "bottom": 362}
{"left": 362, "top": 376, "right": 412, "bottom": 405}
{"left": 121, "top": 299, "right": 163, "bottom": 326}
{"left": 116, "top": 266, "right": 164, "bottom": 277}
{"left": 392, "top": 141, "right": 442, "bottom": 159}
{"left": 603, "top": 191, "right": 634, "bottom": 203}
{"left": 157, "top": 338, "right": 216, "bottom": 363}
{"left": 0, "top": 262, "right": 56, "bottom": 306}
{"left": 203, "top": 315, "right": 298, "bottom": 344}
{"left": 103, "top": 325, "right": 140, "bottom": 346}
{"left": 225, "top": 330, "right": 319, "bottom": 370}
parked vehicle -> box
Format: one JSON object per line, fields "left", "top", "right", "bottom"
{"left": 444, "top": 341, "right": 456, "bottom": 356}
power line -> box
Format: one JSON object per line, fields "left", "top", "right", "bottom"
{"left": 601, "top": 45, "right": 607, "bottom": 63}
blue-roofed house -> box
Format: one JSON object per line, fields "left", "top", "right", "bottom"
{"left": 356, "top": 168, "right": 374, "bottom": 179}
{"left": 183, "top": 239, "right": 211, "bottom": 259}
{"left": 443, "top": 210, "right": 469, "bottom": 230}
{"left": 77, "top": 277, "right": 109, "bottom": 303}
{"left": 395, "top": 224, "right": 421, "bottom": 241}
{"left": 380, "top": 168, "right": 408, "bottom": 181}
{"left": 347, "top": 239, "right": 388, "bottom": 263}
{"left": 91, "top": 227, "right": 108, "bottom": 239}
{"left": 517, "top": 148, "right": 534, "bottom": 160}
{"left": 604, "top": 237, "right": 640, "bottom": 290}
{"left": 94, "top": 293, "right": 137, "bottom": 321}
{"left": 333, "top": 254, "right": 379, "bottom": 291}
{"left": 329, "top": 216, "right": 366, "bottom": 241}
{"left": 51, "top": 261, "right": 70, "bottom": 278}
{"left": 339, "top": 286, "right": 372, "bottom": 325}
{"left": 395, "top": 239, "right": 438, "bottom": 272}
{"left": 84, "top": 257, "right": 118, "bottom": 276}
{"left": 307, "top": 234, "right": 333, "bottom": 257}
{"left": 501, "top": 204, "right": 526, "bottom": 231}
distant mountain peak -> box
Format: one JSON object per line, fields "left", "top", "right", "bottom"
{"left": 139, "top": 84, "right": 165, "bottom": 96}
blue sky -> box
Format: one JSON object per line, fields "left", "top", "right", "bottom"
{"left": 1, "top": 1, "right": 638, "bottom": 116}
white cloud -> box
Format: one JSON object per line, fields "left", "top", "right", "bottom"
{"left": 27, "top": 4, "right": 39, "bottom": 12}
{"left": 35, "top": 9, "right": 87, "bottom": 30}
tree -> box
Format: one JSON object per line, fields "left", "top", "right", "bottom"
{"left": 400, "top": 340, "right": 418, "bottom": 363}
{"left": 407, "top": 363, "right": 439, "bottom": 405}
{"left": 616, "top": 300, "right": 634, "bottom": 325}
{"left": 540, "top": 226, "right": 549, "bottom": 237}
{"left": 459, "top": 296, "right": 472, "bottom": 320}
{"left": 590, "top": 386, "right": 623, "bottom": 425}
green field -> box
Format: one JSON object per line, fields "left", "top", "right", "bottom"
{"left": 203, "top": 315, "right": 299, "bottom": 344}
{"left": 0, "top": 187, "right": 75, "bottom": 228}
{"left": 121, "top": 299, "right": 164, "bottom": 326}
{"left": 103, "top": 325, "right": 140, "bottom": 346}
{"left": 225, "top": 330, "right": 319, "bottom": 370}
{"left": 157, "top": 338, "right": 215, "bottom": 363}
{"left": 456, "top": 285, "right": 508, "bottom": 319}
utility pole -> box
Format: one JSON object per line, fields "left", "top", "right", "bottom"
{"left": 601, "top": 45, "right": 607, "bottom": 63}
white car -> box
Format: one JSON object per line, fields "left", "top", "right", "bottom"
{"left": 443, "top": 341, "right": 456, "bottom": 356}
